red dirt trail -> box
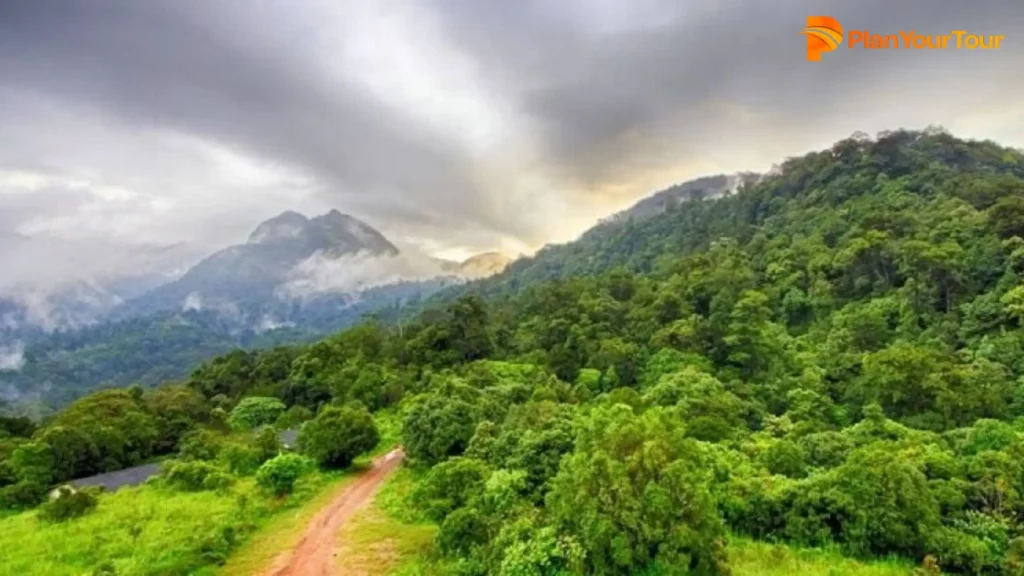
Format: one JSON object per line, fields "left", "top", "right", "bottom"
{"left": 264, "top": 448, "right": 405, "bottom": 576}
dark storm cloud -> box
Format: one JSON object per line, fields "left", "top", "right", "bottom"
{"left": 0, "top": 0, "right": 512, "bottom": 242}
{"left": 0, "top": 0, "right": 1021, "bottom": 266}
{"left": 430, "top": 0, "right": 1024, "bottom": 186}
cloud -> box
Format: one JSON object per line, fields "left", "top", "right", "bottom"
{"left": 276, "top": 250, "right": 452, "bottom": 300}
{"left": 255, "top": 315, "right": 294, "bottom": 335}
{"left": 0, "top": 342, "right": 25, "bottom": 372}
{"left": 0, "top": 0, "right": 1021, "bottom": 297}
{"left": 181, "top": 293, "right": 203, "bottom": 312}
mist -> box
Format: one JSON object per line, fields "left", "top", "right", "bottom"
{"left": 276, "top": 250, "right": 455, "bottom": 301}
{"left": 0, "top": 342, "right": 25, "bottom": 372}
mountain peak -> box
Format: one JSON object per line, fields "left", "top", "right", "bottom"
{"left": 459, "top": 251, "right": 512, "bottom": 277}
{"left": 311, "top": 210, "right": 398, "bottom": 256}
{"left": 247, "top": 211, "right": 310, "bottom": 245}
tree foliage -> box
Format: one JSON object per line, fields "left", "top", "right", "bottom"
{"left": 298, "top": 405, "right": 379, "bottom": 469}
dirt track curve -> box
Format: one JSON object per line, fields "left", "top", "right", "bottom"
{"left": 264, "top": 448, "right": 405, "bottom": 576}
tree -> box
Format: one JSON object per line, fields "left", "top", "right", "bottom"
{"left": 787, "top": 444, "right": 940, "bottom": 557}
{"left": 145, "top": 384, "right": 210, "bottom": 453}
{"left": 402, "top": 394, "right": 480, "bottom": 466}
{"left": 227, "top": 396, "right": 286, "bottom": 430}
{"left": 298, "top": 405, "right": 379, "bottom": 469}
{"left": 256, "top": 453, "right": 309, "bottom": 496}
{"left": 254, "top": 426, "right": 282, "bottom": 463}
{"left": 275, "top": 405, "right": 314, "bottom": 429}
{"left": 0, "top": 416, "right": 36, "bottom": 439}
{"left": 39, "top": 426, "right": 100, "bottom": 481}
{"left": 49, "top": 389, "right": 159, "bottom": 472}
{"left": 547, "top": 405, "right": 729, "bottom": 575}
{"left": 413, "top": 457, "right": 491, "bottom": 522}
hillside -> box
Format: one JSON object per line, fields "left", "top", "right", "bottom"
{"left": 112, "top": 209, "right": 401, "bottom": 317}
{"left": 5, "top": 128, "right": 1024, "bottom": 574}
{"left": 0, "top": 210, "right": 511, "bottom": 411}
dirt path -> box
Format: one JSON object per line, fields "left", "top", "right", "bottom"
{"left": 263, "top": 448, "right": 405, "bottom": 576}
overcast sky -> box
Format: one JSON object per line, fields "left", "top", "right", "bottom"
{"left": 0, "top": 0, "right": 1021, "bottom": 279}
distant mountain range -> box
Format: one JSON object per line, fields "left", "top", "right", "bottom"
{"left": 1, "top": 209, "right": 512, "bottom": 335}
{"left": 0, "top": 172, "right": 744, "bottom": 412}
{"left": 114, "top": 209, "right": 400, "bottom": 317}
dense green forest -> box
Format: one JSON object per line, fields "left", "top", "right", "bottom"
{"left": 5, "top": 128, "right": 1024, "bottom": 574}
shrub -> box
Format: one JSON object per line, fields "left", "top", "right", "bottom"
{"left": 38, "top": 485, "right": 100, "bottom": 522}
{"left": 202, "top": 471, "right": 237, "bottom": 492}
{"left": 219, "top": 443, "right": 262, "bottom": 476}
{"left": 254, "top": 426, "right": 281, "bottom": 462}
{"left": 299, "top": 405, "right": 379, "bottom": 469}
{"left": 256, "top": 453, "right": 309, "bottom": 496}
{"left": 177, "top": 428, "right": 223, "bottom": 461}
{"left": 762, "top": 439, "right": 807, "bottom": 478}
{"left": 275, "top": 405, "right": 314, "bottom": 430}
{"left": 162, "top": 460, "right": 227, "bottom": 492}
{"left": 0, "top": 480, "right": 47, "bottom": 510}
{"left": 228, "top": 397, "right": 286, "bottom": 430}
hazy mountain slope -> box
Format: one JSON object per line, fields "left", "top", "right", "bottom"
{"left": 0, "top": 210, "right": 506, "bottom": 410}
{"left": 114, "top": 210, "right": 400, "bottom": 317}
{"left": 403, "top": 172, "right": 765, "bottom": 309}
{"left": 605, "top": 172, "right": 760, "bottom": 223}
{"left": 0, "top": 235, "right": 204, "bottom": 332}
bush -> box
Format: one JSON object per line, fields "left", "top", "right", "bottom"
{"left": 762, "top": 439, "right": 807, "bottom": 478}
{"left": 177, "top": 428, "right": 223, "bottom": 461}
{"left": 228, "top": 397, "right": 286, "bottom": 430}
{"left": 256, "top": 453, "right": 309, "bottom": 496}
{"left": 219, "top": 443, "right": 262, "bottom": 476}
{"left": 254, "top": 426, "right": 282, "bottom": 462}
{"left": 162, "top": 460, "right": 229, "bottom": 492}
{"left": 38, "top": 485, "right": 100, "bottom": 522}
{"left": 413, "top": 457, "right": 491, "bottom": 522}
{"left": 202, "top": 471, "right": 237, "bottom": 492}
{"left": 0, "top": 480, "right": 47, "bottom": 510}
{"left": 299, "top": 405, "right": 379, "bottom": 469}
{"left": 275, "top": 405, "right": 314, "bottom": 430}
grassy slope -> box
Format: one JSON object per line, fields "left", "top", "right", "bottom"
{"left": 0, "top": 471, "right": 344, "bottom": 576}
{"left": 0, "top": 413, "right": 401, "bottom": 576}
{"left": 0, "top": 483, "right": 239, "bottom": 576}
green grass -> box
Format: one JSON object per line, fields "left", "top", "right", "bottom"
{"left": 371, "top": 409, "right": 403, "bottom": 456}
{"left": 333, "top": 467, "right": 437, "bottom": 575}
{"left": 727, "top": 539, "right": 914, "bottom": 576}
{"left": 216, "top": 473, "right": 355, "bottom": 576}
{"left": 0, "top": 470, "right": 342, "bottom": 576}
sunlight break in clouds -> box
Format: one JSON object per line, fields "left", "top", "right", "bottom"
{"left": 0, "top": 0, "right": 1020, "bottom": 292}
